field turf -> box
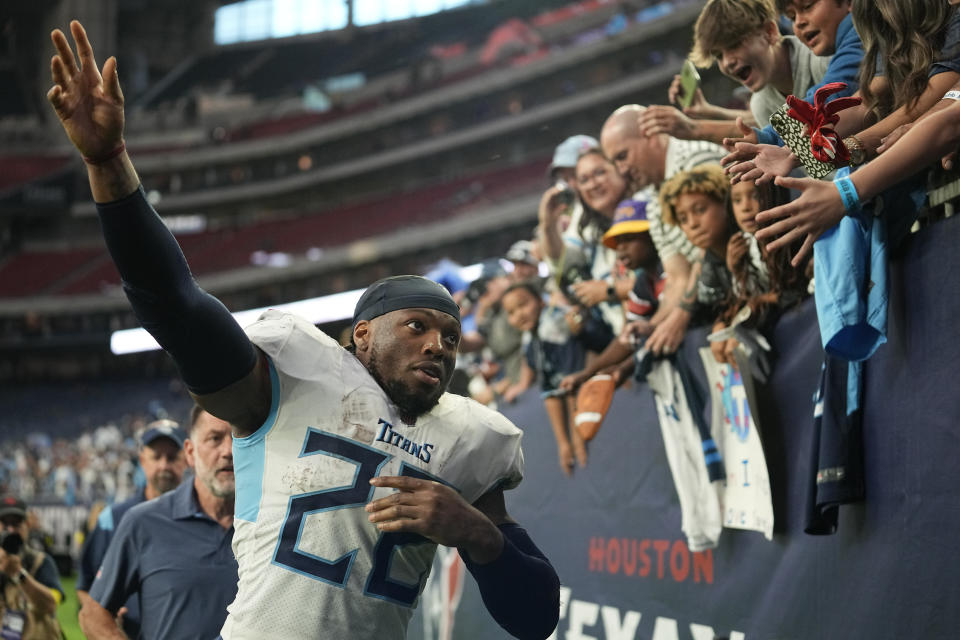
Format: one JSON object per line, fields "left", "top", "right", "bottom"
{"left": 57, "top": 575, "right": 84, "bottom": 639}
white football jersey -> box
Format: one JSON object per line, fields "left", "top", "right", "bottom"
{"left": 220, "top": 310, "right": 524, "bottom": 640}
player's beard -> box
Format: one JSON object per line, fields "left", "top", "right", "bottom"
{"left": 367, "top": 347, "right": 445, "bottom": 423}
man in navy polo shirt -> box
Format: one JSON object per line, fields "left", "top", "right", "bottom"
{"left": 79, "top": 407, "right": 237, "bottom": 640}
{"left": 76, "top": 419, "right": 186, "bottom": 638}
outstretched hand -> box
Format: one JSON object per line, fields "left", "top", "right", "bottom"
{"left": 724, "top": 143, "right": 797, "bottom": 185}
{"left": 367, "top": 476, "right": 503, "bottom": 563}
{"left": 48, "top": 20, "right": 125, "bottom": 160}
{"left": 721, "top": 117, "right": 757, "bottom": 152}
{"left": 755, "top": 174, "right": 846, "bottom": 266}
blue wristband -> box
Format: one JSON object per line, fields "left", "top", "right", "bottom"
{"left": 834, "top": 174, "right": 860, "bottom": 212}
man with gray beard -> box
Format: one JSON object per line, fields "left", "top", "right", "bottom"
{"left": 79, "top": 407, "right": 238, "bottom": 640}
{"left": 76, "top": 419, "right": 186, "bottom": 638}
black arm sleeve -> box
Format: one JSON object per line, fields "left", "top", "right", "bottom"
{"left": 96, "top": 186, "right": 257, "bottom": 394}
{"left": 460, "top": 523, "right": 561, "bottom": 640}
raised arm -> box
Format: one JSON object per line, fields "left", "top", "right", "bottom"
{"left": 48, "top": 21, "right": 270, "bottom": 434}
{"left": 838, "top": 72, "right": 960, "bottom": 161}
{"left": 849, "top": 99, "right": 960, "bottom": 199}
{"left": 557, "top": 324, "right": 639, "bottom": 393}
{"left": 645, "top": 254, "right": 699, "bottom": 356}
{"left": 640, "top": 105, "right": 755, "bottom": 145}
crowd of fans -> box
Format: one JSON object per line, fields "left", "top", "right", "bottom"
{"left": 448, "top": 0, "right": 960, "bottom": 477}
{"left": 0, "top": 410, "right": 176, "bottom": 506}
{"left": 1, "top": 427, "right": 127, "bottom": 506}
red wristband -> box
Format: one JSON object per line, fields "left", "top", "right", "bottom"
{"left": 83, "top": 142, "right": 126, "bottom": 165}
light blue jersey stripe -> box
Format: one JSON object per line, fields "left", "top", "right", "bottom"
{"left": 232, "top": 358, "right": 280, "bottom": 523}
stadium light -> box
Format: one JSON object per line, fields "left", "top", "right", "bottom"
{"left": 108, "top": 260, "right": 522, "bottom": 355}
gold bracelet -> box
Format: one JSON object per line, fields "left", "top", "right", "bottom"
{"left": 844, "top": 135, "right": 867, "bottom": 166}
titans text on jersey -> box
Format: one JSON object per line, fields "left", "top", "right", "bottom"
{"left": 375, "top": 418, "right": 434, "bottom": 463}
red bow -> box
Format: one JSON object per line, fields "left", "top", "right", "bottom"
{"left": 786, "top": 82, "right": 861, "bottom": 165}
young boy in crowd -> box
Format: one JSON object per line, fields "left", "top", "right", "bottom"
{"left": 559, "top": 199, "right": 662, "bottom": 392}
{"left": 648, "top": 0, "right": 828, "bottom": 143}
{"left": 501, "top": 281, "right": 587, "bottom": 476}
{"left": 722, "top": 0, "right": 861, "bottom": 172}
{"left": 761, "top": 0, "right": 859, "bottom": 147}
{"left": 643, "top": 0, "right": 859, "bottom": 145}
{"left": 658, "top": 164, "right": 738, "bottom": 324}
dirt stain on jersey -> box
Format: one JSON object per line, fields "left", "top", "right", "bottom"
{"left": 341, "top": 387, "right": 390, "bottom": 443}
{"left": 281, "top": 456, "right": 354, "bottom": 493}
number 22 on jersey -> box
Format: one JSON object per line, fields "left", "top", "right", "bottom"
{"left": 273, "top": 428, "right": 444, "bottom": 606}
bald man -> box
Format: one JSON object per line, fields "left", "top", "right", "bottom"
{"left": 600, "top": 105, "right": 726, "bottom": 354}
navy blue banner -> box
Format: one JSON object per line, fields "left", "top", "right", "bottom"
{"left": 410, "top": 216, "right": 960, "bottom": 640}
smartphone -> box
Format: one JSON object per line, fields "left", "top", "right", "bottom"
{"left": 678, "top": 59, "right": 701, "bottom": 109}
{"left": 554, "top": 181, "right": 575, "bottom": 206}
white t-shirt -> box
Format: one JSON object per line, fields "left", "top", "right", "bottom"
{"left": 220, "top": 310, "right": 524, "bottom": 640}
{"left": 750, "top": 36, "right": 831, "bottom": 127}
